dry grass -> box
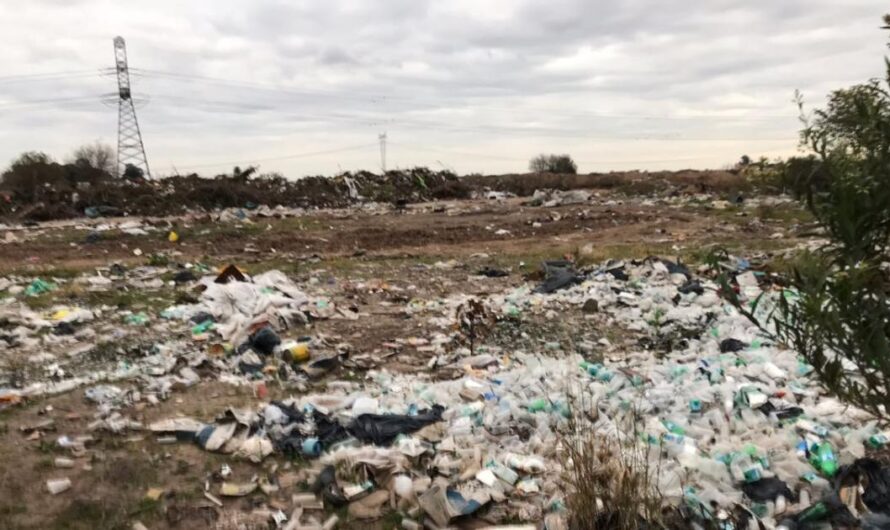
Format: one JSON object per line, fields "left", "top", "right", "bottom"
{"left": 561, "top": 424, "right": 672, "bottom": 529}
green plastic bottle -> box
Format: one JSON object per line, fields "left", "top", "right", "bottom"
{"left": 662, "top": 419, "right": 686, "bottom": 435}
{"left": 797, "top": 502, "right": 828, "bottom": 523}
{"left": 527, "top": 398, "right": 548, "bottom": 413}
{"left": 809, "top": 442, "right": 838, "bottom": 477}
{"left": 868, "top": 433, "right": 889, "bottom": 448}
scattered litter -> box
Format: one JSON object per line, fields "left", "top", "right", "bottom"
{"left": 46, "top": 478, "right": 71, "bottom": 495}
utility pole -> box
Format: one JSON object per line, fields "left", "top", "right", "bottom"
{"left": 113, "top": 36, "right": 151, "bottom": 179}
{"left": 378, "top": 132, "right": 387, "bottom": 173}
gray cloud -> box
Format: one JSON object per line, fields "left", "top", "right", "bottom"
{"left": 0, "top": 0, "right": 886, "bottom": 175}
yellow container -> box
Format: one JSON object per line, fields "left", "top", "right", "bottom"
{"left": 288, "top": 342, "right": 310, "bottom": 363}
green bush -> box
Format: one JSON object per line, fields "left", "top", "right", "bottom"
{"left": 716, "top": 17, "right": 890, "bottom": 417}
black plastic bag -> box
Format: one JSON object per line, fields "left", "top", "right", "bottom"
{"left": 837, "top": 458, "right": 890, "bottom": 515}
{"left": 607, "top": 268, "right": 629, "bottom": 281}
{"left": 719, "top": 338, "right": 748, "bottom": 353}
{"left": 759, "top": 401, "right": 804, "bottom": 420}
{"left": 349, "top": 405, "right": 445, "bottom": 445}
{"left": 311, "top": 464, "right": 348, "bottom": 507}
{"left": 250, "top": 327, "right": 280, "bottom": 355}
{"left": 535, "top": 264, "right": 583, "bottom": 294}
{"left": 659, "top": 258, "right": 691, "bottom": 279}
{"left": 313, "top": 410, "right": 350, "bottom": 446}
{"left": 270, "top": 400, "right": 304, "bottom": 423}
{"left": 173, "top": 270, "right": 197, "bottom": 284}
{"left": 678, "top": 279, "right": 705, "bottom": 295}
{"left": 742, "top": 477, "right": 796, "bottom": 502}
{"left": 476, "top": 267, "right": 508, "bottom": 278}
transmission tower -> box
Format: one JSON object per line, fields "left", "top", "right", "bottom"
{"left": 378, "top": 132, "right": 387, "bottom": 173}
{"left": 113, "top": 36, "right": 151, "bottom": 179}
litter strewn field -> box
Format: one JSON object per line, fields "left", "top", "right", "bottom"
{"left": 4, "top": 184, "right": 878, "bottom": 530}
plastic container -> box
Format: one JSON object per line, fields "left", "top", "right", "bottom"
{"left": 282, "top": 341, "right": 310, "bottom": 363}
{"left": 302, "top": 437, "right": 321, "bottom": 457}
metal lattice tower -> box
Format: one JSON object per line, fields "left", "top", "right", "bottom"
{"left": 113, "top": 36, "right": 151, "bottom": 179}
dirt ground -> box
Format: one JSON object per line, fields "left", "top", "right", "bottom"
{"left": 0, "top": 192, "right": 811, "bottom": 529}
{"left": 0, "top": 195, "right": 803, "bottom": 272}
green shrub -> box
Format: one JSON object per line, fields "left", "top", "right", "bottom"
{"left": 716, "top": 17, "right": 890, "bottom": 417}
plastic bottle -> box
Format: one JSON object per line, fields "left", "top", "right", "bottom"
{"left": 683, "top": 487, "right": 713, "bottom": 520}
{"left": 662, "top": 419, "right": 686, "bottom": 435}
{"left": 191, "top": 320, "right": 214, "bottom": 334}
{"left": 796, "top": 419, "right": 829, "bottom": 437}
{"left": 662, "top": 433, "right": 697, "bottom": 459}
{"left": 808, "top": 441, "right": 838, "bottom": 477}
{"left": 796, "top": 502, "right": 828, "bottom": 523}
{"left": 868, "top": 432, "right": 890, "bottom": 448}
{"left": 505, "top": 453, "right": 546, "bottom": 473}
{"left": 596, "top": 370, "right": 614, "bottom": 382}
{"left": 527, "top": 398, "right": 548, "bottom": 413}
{"left": 461, "top": 401, "right": 485, "bottom": 416}
{"left": 729, "top": 453, "right": 764, "bottom": 483}
{"left": 489, "top": 462, "right": 519, "bottom": 484}
{"left": 401, "top": 519, "right": 421, "bottom": 530}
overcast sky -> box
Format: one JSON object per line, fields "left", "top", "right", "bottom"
{"left": 0, "top": 1, "right": 886, "bottom": 177}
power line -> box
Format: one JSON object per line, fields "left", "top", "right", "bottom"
{"left": 130, "top": 67, "right": 795, "bottom": 123}
{"left": 133, "top": 92, "right": 793, "bottom": 141}
{"left": 0, "top": 94, "right": 106, "bottom": 111}
{"left": 0, "top": 67, "right": 798, "bottom": 123}
{"left": 131, "top": 68, "right": 392, "bottom": 104}
{"left": 0, "top": 69, "right": 106, "bottom": 84}
{"left": 0, "top": 89, "right": 795, "bottom": 143}
{"left": 171, "top": 142, "right": 378, "bottom": 170}
{"left": 388, "top": 141, "right": 793, "bottom": 165}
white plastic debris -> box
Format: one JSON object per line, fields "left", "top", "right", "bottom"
{"left": 46, "top": 478, "right": 72, "bottom": 495}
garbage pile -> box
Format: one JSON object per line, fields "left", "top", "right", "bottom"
{"left": 527, "top": 189, "right": 592, "bottom": 207}
{"left": 0, "top": 168, "right": 467, "bottom": 222}
{"left": 128, "top": 258, "right": 890, "bottom": 528}
{"left": 5, "top": 252, "right": 890, "bottom": 528}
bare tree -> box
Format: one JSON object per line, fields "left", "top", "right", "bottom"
{"left": 529, "top": 154, "right": 578, "bottom": 174}
{"left": 70, "top": 141, "right": 115, "bottom": 176}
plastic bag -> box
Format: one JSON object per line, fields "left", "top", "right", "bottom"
{"left": 349, "top": 405, "right": 445, "bottom": 445}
